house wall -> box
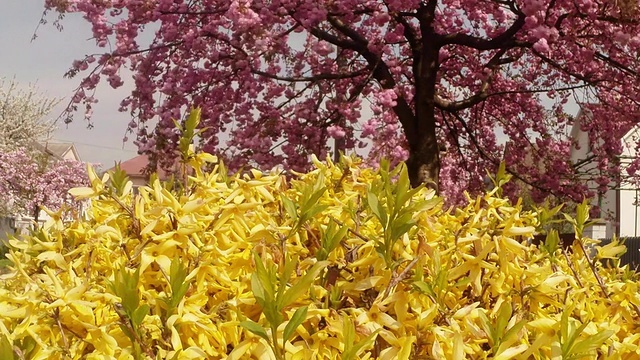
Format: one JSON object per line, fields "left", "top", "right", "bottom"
{"left": 570, "top": 110, "right": 618, "bottom": 239}
{"left": 130, "top": 176, "right": 148, "bottom": 187}
{"left": 0, "top": 217, "right": 16, "bottom": 243}
{"left": 61, "top": 150, "right": 77, "bottom": 161}
{"left": 601, "top": 188, "right": 619, "bottom": 238}
{"left": 619, "top": 130, "right": 640, "bottom": 238}
{"left": 619, "top": 189, "right": 640, "bottom": 237}
{"left": 571, "top": 112, "right": 640, "bottom": 239}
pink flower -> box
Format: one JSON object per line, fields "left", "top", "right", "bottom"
{"left": 533, "top": 38, "right": 550, "bottom": 53}
{"left": 327, "top": 125, "right": 346, "bottom": 139}
{"left": 42, "top": 0, "right": 640, "bottom": 207}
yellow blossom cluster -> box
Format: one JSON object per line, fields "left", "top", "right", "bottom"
{"left": 0, "top": 151, "right": 638, "bottom": 360}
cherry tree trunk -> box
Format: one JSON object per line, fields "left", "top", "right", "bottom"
{"left": 404, "top": 11, "right": 441, "bottom": 192}
{"left": 406, "top": 130, "right": 440, "bottom": 191}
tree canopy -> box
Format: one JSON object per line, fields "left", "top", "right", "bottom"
{"left": 45, "top": 0, "right": 640, "bottom": 203}
{"left": 0, "top": 150, "right": 88, "bottom": 220}
{"left": 0, "top": 79, "right": 59, "bottom": 153}
{"left": 0, "top": 80, "right": 86, "bottom": 221}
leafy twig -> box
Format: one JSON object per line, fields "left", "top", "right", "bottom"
{"left": 561, "top": 246, "right": 583, "bottom": 288}
{"left": 53, "top": 308, "right": 69, "bottom": 353}
{"left": 383, "top": 255, "right": 422, "bottom": 299}
{"left": 329, "top": 216, "right": 371, "bottom": 242}
{"left": 577, "top": 241, "right": 610, "bottom": 298}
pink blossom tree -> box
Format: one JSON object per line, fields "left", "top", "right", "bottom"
{"left": 44, "top": 0, "right": 640, "bottom": 203}
{"left": 0, "top": 150, "right": 88, "bottom": 222}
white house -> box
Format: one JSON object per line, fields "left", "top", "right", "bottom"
{"left": 35, "top": 142, "right": 82, "bottom": 162}
{"left": 0, "top": 142, "right": 84, "bottom": 240}
{"left": 570, "top": 107, "right": 640, "bottom": 239}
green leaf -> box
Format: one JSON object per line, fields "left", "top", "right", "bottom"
{"left": 217, "top": 160, "right": 229, "bottom": 184}
{"left": 118, "top": 322, "right": 135, "bottom": 342}
{"left": 298, "top": 205, "right": 329, "bottom": 227}
{"left": 569, "top": 329, "right": 614, "bottom": 356}
{"left": 412, "top": 281, "right": 434, "bottom": 295}
{"left": 560, "top": 304, "right": 573, "bottom": 348}
{"left": 367, "top": 191, "right": 387, "bottom": 226}
{"left": 393, "top": 164, "right": 421, "bottom": 210}
{"left": 575, "top": 199, "right": 590, "bottom": 227}
{"left": 108, "top": 162, "right": 132, "bottom": 196}
{"left": 0, "top": 335, "right": 14, "bottom": 360}
{"left": 251, "top": 272, "right": 267, "bottom": 308}
{"left": 253, "top": 252, "right": 275, "bottom": 302}
{"left": 412, "top": 281, "right": 437, "bottom": 302}
{"left": 169, "top": 258, "right": 188, "bottom": 292}
{"left": 562, "top": 213, "right": 577, "bottom": 227}
{"left": 20, "top": 336, "right": 36, "bottom": 359}
{"left": 262, "top": 302, "right": 284, "bottom": 329}
{"left": 486, "top": 161, "right": 513, "bottom": 196}
{"left": 239, "top": 321, "right": 270, "bottom": 343}
{"left": 110, "top": 266, "right": 141, "bottom": 314}
{"left": 390, "top": 215, "right": 415, "bottom": 241}
{"left": 315, "top": 249, "right": 329, "bottom": 262}
{"left": 132, "top": 341, "right": 143, "bottom": 360}
{"left": 170, "top": 284, "right": 190, "bottom": 309}
{"left": 283, "top": 306, "right": 308, "bottom": 342}
{"left": 132, "top": 304, "right": 149, "bottom": 327}
{"left": 281, "top": 261, "right": 330, "bottom": 309}
{"left": 310, "top": 173, "right": 326, "bottom": 194}
{"left": 281, "top": 195, "right": 298, "bottom": 222}
{"left": 543, "top": 230, "right": 560, "bottom": 254}
{"left": 343, "top": 315, "right": 356, "bottom": 354}
{"left": 412, "top": 258, "right": 424, "bottom": 282}
{"left": 500, "top": 319, "right": 526, "bottom": 348}
{"left": 178, "top": 108, "right": 202, "bottom": 155}
{"left": 318, "top": 223, "right": 348, "bottom": 261}
{"left": 343, "top": 327, "right": 380, "bottom": 360}
{"left": 563, "top": 320, "right": 590, "bottom": 356}
{"left": 276, "top": 255, "right": 298, "bottom": 307}
{"left": 303, "top": 187, "right": 327, "bottom": 214}
{"left": 411, "top": 197, "right": 441, "bottom": 214}
{"left": 168, "top": 258, "right": 190, "bottom": 308}
{"left": 495, "top": 302, "right": 513, "bottom": 341}
{"left": 478, "top": 310, "right": 495, "bottom": 346}
{"left": 172, "top": 118, "right": 183, "bottom": 132}
{"left": 305, "top": 203, "right": 330, "bottom": 218}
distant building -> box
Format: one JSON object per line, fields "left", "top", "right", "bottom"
{"left": 1, "top": 142, "right": 85, "bottom": 241}
{"left": 34, "top": 142, "right": 81, "bottom": 161}
{"left": 110, "top": 154, "right": 175, "bottom": 190}
{"left": 570, "top": 107, "right": 640, "bottom": 238}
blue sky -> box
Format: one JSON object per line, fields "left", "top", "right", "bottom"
{"left": 2, "top": 1, "right": 139, "bottom": 167}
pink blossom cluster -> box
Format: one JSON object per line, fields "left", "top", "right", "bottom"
{"left": 0, "top": 150, "right": 89, "bottom": 219}
{"left": 44, "top": 0, "right": 640, "bottom": 205}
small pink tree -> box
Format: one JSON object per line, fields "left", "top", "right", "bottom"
{"left": 0, "top": 150, "right": 88, "bottom": 222}
{"left": 44, "top": 0, "right": 640, "bottom": 203}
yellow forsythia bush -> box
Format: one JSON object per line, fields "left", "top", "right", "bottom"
{"left": 0, "top": 151, "right": 639, "bottom": 360}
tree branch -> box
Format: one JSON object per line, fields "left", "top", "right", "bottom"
{"left": 450, "top": 111, "right": 572, "bottom": 200}
{"left": 439, "top": 11, "right": 527, "bottom": 50}
{"left": 249, "top": 68, "right": 369, "bottom": 82}
{"left": 311, "top": 15, "right": 418, "bottom": 136}
{"left": 435, "top": 48, "right": 513, "bottom": 111}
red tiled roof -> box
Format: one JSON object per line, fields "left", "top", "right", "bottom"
{"left": 111, "top": 154, "right": 148, "bottom": 175}
{"left": 111, "top": 154, "right": 174, "bottom": 179}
